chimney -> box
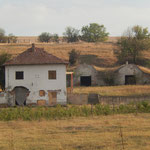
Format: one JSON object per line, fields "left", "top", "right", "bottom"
{"left": 126, "top": 61, "right": 128, "bottom": 65}
{"left": 32, "top": 43, "right": 35, "bottom": 51}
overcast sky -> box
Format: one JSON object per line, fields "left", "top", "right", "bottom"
{"left": 0, "top": 0, "right": 150, "bottom": 36}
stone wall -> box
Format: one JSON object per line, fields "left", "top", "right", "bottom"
{"left": 67, "top": 93, "right": 150, "bottom": 105}
{"left": 0, "top": 92, "right": 8, "bottom": 106}
{"left": 67, "top": 93, "right": 88, "bottom": 105}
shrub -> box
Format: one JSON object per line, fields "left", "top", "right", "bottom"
{"left": 68, "top": 49, "right": 80, "bottom": 65}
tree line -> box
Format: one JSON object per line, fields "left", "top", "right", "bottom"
{"left": 38, "top": 23, "right": 109, "bottom": 43}
{"left": 1, "top": 23, "right": 150, "bottom": 66}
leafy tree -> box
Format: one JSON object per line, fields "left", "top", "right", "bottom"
{"left": 7, "top": 33, "right": 17, "bottom": 43}
{"left": 0, "top": 28, "right": 7, "bottom": 43}
{"left": 81, "top": 23, "right": 109, "bottom": 42}
{"left": 0, "top": 53, "right": 11, "bottom": 90}
{"left": 68, "top": 49, "right": 80, "bottom": 65}
{"left": 38, "top": 32, "right": 51, "bottom": 43}
{"left": 51, "top": 34, "right": 59, "bottom": 42}
{"left": 0, "top": 28, "right": 5, "bottom": 36}
{"left": 117, "top": 25, "right": 150, "bottom": 64}
{"left": 63, "top": 27, "right": 80, "bottom": 43}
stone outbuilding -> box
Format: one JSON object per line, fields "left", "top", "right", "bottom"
{"left": 73, "top": 64, "right": 98, "bottom": 86}
{"left": 73, "top": 63, "right": 150, "bottom": 86}
{"left": 114, "top": 63, "right": 150, "bottom": 85}
{"left": 4, "top": 44, "right": 68, "bottom": 106}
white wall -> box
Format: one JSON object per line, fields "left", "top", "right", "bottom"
{"left": 5, "top": 64, "right": 67, "bottom": 105}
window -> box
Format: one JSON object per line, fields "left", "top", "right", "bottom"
{"left": 16, "top": 71, "right": 24, "bottom": 80}
{"left": 48, "top": 71, "right": 56, "bottom": 79}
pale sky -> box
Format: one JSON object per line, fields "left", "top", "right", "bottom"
{"left": 0, "top": 0, "right": 150, "bottom": 36}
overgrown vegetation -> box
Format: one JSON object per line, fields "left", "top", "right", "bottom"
{"left": 0, "top": 102, "right": 150, "bottom": 121}
{"left": 102, "top": 71, "right": 115, "bottom": 86}
{"left": 68, "top": 49, "right": 80, "bottom": 65}
{"left": 117, "top": 25, "right": 150, "bottom": 64}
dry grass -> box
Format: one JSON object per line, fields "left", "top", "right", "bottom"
{"left": 73, "top": 85, "right": 150, "bottom": 96}
{"left": 0, "top": 42, "right": 118, "bottom": 67}
{"left": 1, "top": 40, "right": 150, "bottom": 68}
{"left": 0, "top": 114, "right": 150, "bottom": 150}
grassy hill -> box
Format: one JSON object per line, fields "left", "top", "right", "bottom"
{"left": 0, "top": 36, "right": 150, "bottom": 68}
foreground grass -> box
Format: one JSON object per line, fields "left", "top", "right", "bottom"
{"left": 73, "top": 85, "right": 150, "bottom": 96}
{"left": 0, "top": 114, "right": 150, "bottom": 150}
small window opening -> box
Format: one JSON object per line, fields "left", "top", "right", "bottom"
{"left": 125, "top": 75, "right": 136, "bottom": 85}
{"left": 48, "top": 71, "right": 56, "bottom": 79}
{"left": 16, "top": 71, "right": 24, "bottom": 80}
{"left": 80, "top": 76, "right": 91, "bottom": 86}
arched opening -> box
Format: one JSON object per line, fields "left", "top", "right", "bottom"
{"left": 13, "top": 86, "right": 29, "bottom": 106}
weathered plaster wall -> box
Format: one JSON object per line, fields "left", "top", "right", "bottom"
{"left": 5, "top": 64, "right": 67, "bottom": 105}
{"left": 0, "top": 92, "right": 8, "bottom": 104}
{"left": 114, "top": 64, "right": 150, "bottom": 85}
{"left": 67, "top": 93, "right": 150, "bottom": 105}
{"left": 74, "top": 64, "right": 98, "bottom": 86}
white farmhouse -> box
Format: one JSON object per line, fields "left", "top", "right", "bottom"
{"left": 4, "top": 44, "right": 68, "bottom": 106}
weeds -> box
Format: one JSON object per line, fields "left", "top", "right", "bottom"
{"left": 0, "top": 101, "right": 150, "bottom": 121}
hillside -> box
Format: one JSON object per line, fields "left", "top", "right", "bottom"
{"left": 0, "top": 36, "right": 150, "bottom": 68}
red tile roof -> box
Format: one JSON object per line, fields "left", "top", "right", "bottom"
{"left": 5, "top": 44, "right": 68, "bottom": 66}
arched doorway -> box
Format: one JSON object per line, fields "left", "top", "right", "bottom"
{"left": 13, "top": 86, "right": 29, "bottom": 106}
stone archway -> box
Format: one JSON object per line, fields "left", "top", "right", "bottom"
{"left": 13, "top": 86, "right": 29, "bottom": 106}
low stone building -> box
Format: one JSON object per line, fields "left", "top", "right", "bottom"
{"left": 73, "top": 64, "right": 98, "bottom": 86}
{"left": 114, "top": 63, "right": 150, "bottom": 85}
{"left": 73, "top": 63, "right": 150, "bottom": 86}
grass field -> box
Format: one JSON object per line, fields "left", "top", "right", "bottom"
{"left": 1, "top": 39, "right": 150, "bottom": 68}
{"left": 0, "top": 114, "right": 150, "bottom": 150}
{"left": 0, "top": 42, "right": 119, "bottom": 67}
{"left": 73, "top": 85, "right": 150, "bottom": 96}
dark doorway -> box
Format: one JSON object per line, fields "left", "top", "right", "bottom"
{"left": 125, "top": 75, "right": 136, "bottom": 85}
{"left": 14, "top": 87, "right": 29, "bottom": 106}
{"left": 80, "top": 76, "right": 91, "bottom": 86}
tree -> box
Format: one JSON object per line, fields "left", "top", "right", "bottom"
{"left": 117, "top": 25, "right": 150, "bottom": 64}
{"left": 0, "top": 53, "right": 11, "bottom": 90}
{"left": 81, "top": 23, "right": 109, "bottom": 42}
{"left": 51, "top": 34, "right": 59, "bottom": 42}
{"left": 38, "top": 32, "right": 51, "bottom": 43}
{"left": 63, "top": 27, "right": 80, "bottom": 43}
{"left": 7, "top": 33, "right": 17, "bottom": 43}
{"left": 68, "top": 49, "right": 80, "bottom": 65}
{"left": 0, "top": 28, "right": 7, "bottom": 43}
